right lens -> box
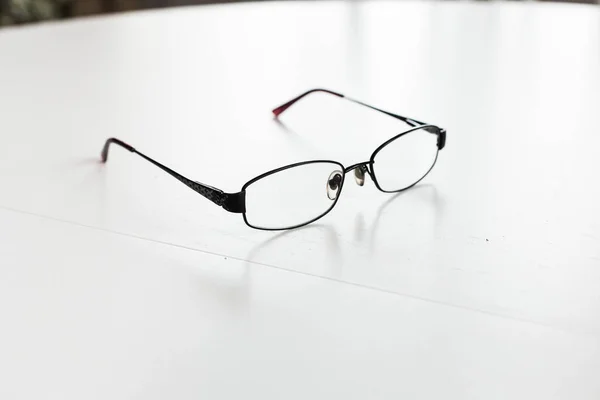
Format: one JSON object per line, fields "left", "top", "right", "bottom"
{"left": 243, "top": 161, "right": 344, "bottom": 230}
{"left": 371, "top": 126, "right": 439, "bottom": 192}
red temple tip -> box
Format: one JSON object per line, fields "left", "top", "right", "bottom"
{"left": 272, "top": 104, "right": 289, "bottom": 117}
{"left": 272, "top": 89, "right": 344, "bottom": 118}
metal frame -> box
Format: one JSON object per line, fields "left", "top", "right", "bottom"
{"left": 100, "top": 88, "right": 447, "bottom": 230}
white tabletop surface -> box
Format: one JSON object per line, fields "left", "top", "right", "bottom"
{"left": 1, "top": 1, "right": 599, "bottom": 399}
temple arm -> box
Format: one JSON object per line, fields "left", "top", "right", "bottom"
{"left": 100, "top": 138, "right": 245, "bottom": 213}
{"left": 272, "top": 88, "right": 429, "bottom": 127}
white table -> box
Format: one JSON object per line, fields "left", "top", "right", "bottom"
{"left": 1, "top": 1, "right": 599, "bottom": 399}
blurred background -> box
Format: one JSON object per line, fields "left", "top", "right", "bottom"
{"left": 1, "top": 0, "right": 597, "bottom": 28}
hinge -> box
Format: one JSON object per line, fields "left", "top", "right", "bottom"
{"left": 437, "top": 129, "right": 446, "bottom": 150}
{"left": 222, "top": 191, "right": 246, "bottom": 213}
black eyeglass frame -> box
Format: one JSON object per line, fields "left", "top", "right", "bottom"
{"left": 100, "top": 88, "right": 447, "bottom": 231}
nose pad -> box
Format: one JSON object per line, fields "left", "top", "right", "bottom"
{"left": 354, "top": 165, "right": 368, "bottom": 186}
{"left": 327, "top": 171, "right": 343, "bottom": 200}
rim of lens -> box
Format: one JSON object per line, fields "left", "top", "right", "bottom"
{"left": 369, "top": 125, "right": 440, "bottom": 193}
{"left": 241, "top": 160, "right": 346, "bottom": 231}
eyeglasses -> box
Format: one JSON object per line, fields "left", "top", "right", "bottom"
{"left": 101, "top": 88, "right": 447, "bottom": 230}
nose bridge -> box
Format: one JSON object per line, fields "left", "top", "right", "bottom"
{"left": 344, "top": 161, "right": 371, "bottom": 187}
{"left": 344, "top": 161, "right": 370, "bottom": 174}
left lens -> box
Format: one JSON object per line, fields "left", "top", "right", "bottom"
{"left": 243, "top": 161, "right": 344, "bottom": 230}
{"left": 371, "top": 126, "right": 439, "bottom": 192}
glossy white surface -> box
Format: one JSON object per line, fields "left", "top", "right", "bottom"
{"left": 1, "top": 1, "right": 599, "bottom": 398}
{"left": 1, "top": 209, "right": 600, "bottom": 399}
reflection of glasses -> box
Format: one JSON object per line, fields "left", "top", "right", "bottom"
{"left": 101, "top": 88, "right": 446, "bottom": 230}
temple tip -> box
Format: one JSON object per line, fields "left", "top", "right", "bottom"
{"left": 272, "top": 104, "right": 288, "bottom": 117}
{"left": 100, "top": 141, "right": 110, "bottom": 163}
{"left": 100, "top": 137, "right": 134, "bottom": 163}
